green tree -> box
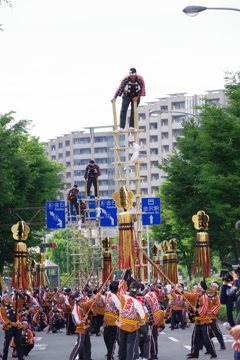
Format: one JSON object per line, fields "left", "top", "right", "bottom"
{"left": 153, "top": 73, "right": 240, "bottom": 277}
{"left": 0, "top": 112, "right": 65, "bottom": 272}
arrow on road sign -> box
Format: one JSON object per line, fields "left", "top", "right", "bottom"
{"left": 149, "top": 215, "right": 154, "bottom": 224}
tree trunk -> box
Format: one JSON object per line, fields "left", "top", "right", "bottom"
{"left": 187, "top": 263, "right": 193, "bottom": 281}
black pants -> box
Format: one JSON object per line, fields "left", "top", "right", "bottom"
{"left": 210, "top": 319, "right": 225, "bottom": 347}
{"left": 3, "top": 327, "right": 23, "bottom": 360}
{"left": 191, "top": 323, "right": 216, "bottom": 358}
{"left": 151, "top": 326, "right": 158, "bottom": 360}
{"left": 138, "top": 324, "right": 150, "bottom": 359}
{"left": 104, "top": 326, "right": 118, "bottom": 360}
{"left": 66, "top": 313, "right": 76, "bottom": 335}
{"left": 119, "top": 328, "right": 139, "bottom": 360}
{"left": 120, "top": 95, "right": 141, "bottom": 129}
{"left": 87, "top": 177, "right": 98, "bottom": 197}
{"left": 226, "top": 302, "right": 235, "bottom": 326}
{"left": 70, "top": 198, "right": 79, "bottom": 215}
{"left": 171, "top": 309, "right": 185, "bottom": 329}
{"left": 93, "top": 314, "right": 104, "bottom": 335}
{"left": 69, "top": 331, "right": 91, "bottom": 360}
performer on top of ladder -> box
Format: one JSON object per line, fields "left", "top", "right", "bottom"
{"left": 111, "top": 67, "right": 146, "bottom": 131}
{"left": 84, "top": 160, "right": 101, "bottom": 198}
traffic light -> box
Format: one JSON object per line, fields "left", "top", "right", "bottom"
{"left": 112, "top": 245, "right": 118, "bottom": 249}
{"left": 40, "top": 243, "right": 57, "bottom": 253}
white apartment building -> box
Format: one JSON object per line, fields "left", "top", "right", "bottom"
{"left": 45, "top": 90, "right": 228, "bottom": 199}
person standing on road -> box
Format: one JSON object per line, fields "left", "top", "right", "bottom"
{"left": 111, "top": 68, "right": 146, "bottom": 130}
{"left": 207, "top": 282, "right": 226, "bottom": 351}
{"left": 0, "top": 291, "right": 26, "bottom": 360}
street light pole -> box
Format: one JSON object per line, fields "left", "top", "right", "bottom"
{"left": 183, "top": 5, "right": 240, "bottom": 17}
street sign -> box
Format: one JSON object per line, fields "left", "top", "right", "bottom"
{"left": 46, "top": 201, "right": 66, "bottom": 229}
{"left": 142, "top": 197, "right": 161, "bottom": 225}
{"left": 100, "top": 199, "right": 117, "bottom": 227}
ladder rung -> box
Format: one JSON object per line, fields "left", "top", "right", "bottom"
{"left": 112, "top": 160, "right": 145, "bottom": 164}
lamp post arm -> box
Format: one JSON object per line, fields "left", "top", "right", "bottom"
{"left": 207, "top": 7, "right": 240, "bottom": 12}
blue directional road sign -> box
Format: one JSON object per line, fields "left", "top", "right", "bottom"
{"left": 142, "top": 198, "right": 161, "bottom": 225}
{"left": 46, "top": 201, "right": 66, "bottom": 229}
{"left": 100, "top": 199, "right": 117, "bottom": 227}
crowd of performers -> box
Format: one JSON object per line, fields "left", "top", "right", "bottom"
{"left": 0, "top": 271, "right": 227, "bottom": 360}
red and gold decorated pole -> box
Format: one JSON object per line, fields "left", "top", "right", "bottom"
{"left": 161, "top": 239, "right": 178, "bottom": 284}
{"left": 11, "top": 221, "right": 30, "bottom": 289}
{"left": 113, "top": 186, "right": 136, "bottom": 271}
{"left": 36, "top": 253, "right": 47, "bottom": 287}
{"left": 151, "top": 245, "right": 161, "bottom": 281}
{"left": 102, "top": 237, "right": 113, "bottom": 283}
{"left": 192, "top": 211, "right": 211, "bottom": 279}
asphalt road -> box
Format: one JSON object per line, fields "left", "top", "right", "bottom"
{"left": 0, "top": 322, "right": 235, "bottom": 360}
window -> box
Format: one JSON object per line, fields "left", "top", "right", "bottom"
{"left": 173, "top": 142, "right": 179, "bottom": 150}
{"left": 141, "top": 188, "right": 148, "bottom": 195}
{"left": 162, "top": 145, "right": 169, "bottom": 152}
{"left": 59, "top": 196, "right": 64, "bottom": 201}
{"left": 51, "top": 155, "right": 56, "bottom": 160}
{"left": 66, "top": 151, "right": 71, "bottom": 157}
{"left": 100, "top": 190, "right": 108, "bottom": 197}
{"left": 73, "top": 137, "right": 90, "bottom": 144}
{"left": 73, "top": 148, "right": 91, "bottom": 155}
{"left": 161, "top": 106, "right": 168, "bottom": 111}
{"left": 75, "top": 181, "right": 84, "bottom": 187}
{"left": 150, "top": 135, "right": 158, "bottom": 143}
{"left": 94, "top": 136, "right": 107, "bottom": 142}
{"left": 151, "top": 186, "right": 159, "bottom": 194}
{"left": 172, "top": 102, "right": 185, "bottom": 110}
{"left": 172, "top": 116, "right": 185, "bottom": 124}
{"left": 140, "top": 176, "right": 147, "bottom": 183}
{"left": 162, "top": 132, "right": 168, "bottom": 139}
{"left": 65, "top": 140, "right": 70, "bottom": 146}
{"left": 140, "top": 139, "right": 146, "bottom": 145}
{"left": 161, "top": 119, "right": 168, "bottom": 126}
{"left": 58, "top": 153, "right": 63, "bottom": 159}
{"left": 99, "top": 180, "right": 108, "bottom": 185}
{"left": 139, "top": 126, "right": 146, "bottom": 131}
{"left": 58, "top": 143, "right": 63, "bottom": 149}
{"left": 120, "top": 156, "right": 126, "bottom": 162}
{"left": 150, "top": 148, "right": 158, "bottom": 155}
{"left": 97, "top": 158, "right": 107, "bottom": 164}
{"left": 151, "top": 161, "right": 158, "bottom": 167}
{"left": 140, "top": 163, "right": 147, "bottom": 170}
{"left": 151, "top": 174, "right": 159, "bottom": 181}
{"left": 138, "top": 113, "right": 146, "bottom": 120}
{"left": 207, "top": 98, "right": 220, "bottom": 105}
{"left": 150, "top": 123, "right": 157, "bottom": 130}
{"left": 81, "top": 159, "right": 89, "bottom": 165}
{"left": 66, "top": 172, "right": 71, "bottom": 178}
{"left": 173, "top": 129, "right": 182, "bottom": 136}
{"left": 66, "top": 161, "right": 71, "bottom": 167}
{"left": 94, "top": 147, "right": 107, "bottom": 153}
{"left": 139, "top": 151, "right": 147, "bottom": 157}
{"left": 51, "top": 145, "right": 56, "bottom": 151}
{"left": 74, "top": 159, "right": 81, "bottom": 165}
{"left": 101, "top": 168, "right": 108, "bottom": 175}
{"left": 74, "top": 170, "right": 82, "bottom": 176}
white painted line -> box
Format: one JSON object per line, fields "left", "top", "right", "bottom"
{"left": 35, "top": 337, "right": 42, "bottom": 341}
{"left": 40, "top": 348, "right": 45, "bottom": 350}
{"left": 227, "top": 339, "right": 234, "bottom": 342}
{"left": 160, "top": 331, "right": 166, "bottom": 334}
{"left": 184, "top": 345, "right": 191, "bottom": 350}
{"left": 168, "top": 337, "right": 179, "bottom": 342}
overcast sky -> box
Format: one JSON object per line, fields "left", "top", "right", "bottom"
{"left": 0, "top": 0, "right": 239, "bottom": 142}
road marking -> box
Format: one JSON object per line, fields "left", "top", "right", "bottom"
{"left": 184, "top": 345, "right": 191, "bottom": 350}
{"left": 35, "top": 337, "right": 42, "bottom": 341}
{"left": 168, "top": 337, "right": 179, "bottom": 342}
{"left": 32, "top": 344, "right": 48, "bottom": 350}
{"left": 160, "top": 331, "right": 166, "bottom": 334}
